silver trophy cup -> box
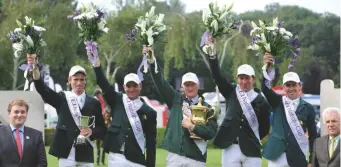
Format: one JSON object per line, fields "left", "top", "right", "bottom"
{"left": 76, "top": 116, "right": 95, "bottom": 145}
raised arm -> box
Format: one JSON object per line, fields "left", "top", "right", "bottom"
{"left": 261, "top": 53, "right": 281, "bottom": 108}
{"left": 32, "top": 62, "right": 62, "bottom": 111}
{"left": 144, "top": 47, "right": 178, "bottom": 108}
{"left": 92, "top": 59, "right": 118, "bottom": 107}
{"left": 208, "top": 56, "right": 235, "bottom": 99}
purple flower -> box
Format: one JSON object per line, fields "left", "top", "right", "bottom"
{"left": 276, "top": 22, "right": 281, "bottom": 28}
{"left": 125, "top": 28, "right": 136, "bottom": 41}
{"left": 288, "top": 64, "right": 294, "bottom": 71}
{"left": 200, "top": 30, "right": 209, "bottom": 47}
{"left": 67, "top": 15, "right": 74, "bottom": 19}
{"left": 97, "top": 10, "right": 104, "bottom": 18}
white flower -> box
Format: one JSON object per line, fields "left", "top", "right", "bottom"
{"left": 33, "top": 26, "right": 46, "bottom": 32}
{"left": 259, "top": 20, "right": 265, "bottom": 28}
{"left": 146, "top": 6, "right": 156, "bottom": 18}
{"left": 279, "top": 28, "right": 286, "bottom": 35}
{"left": 250, "top": 27, "right": 261, "bottom": 36}
{"left": 210, "top": 19, "right": 219, "bottom": 32}
{"left": 202, "top": 10, "right": 210, "bottom": 23}
{"left": 266, "top": 26, "right": 278, "bottom": 31}
{"left": 226, "top": 1, "right": 234, "bottom": 12}
{"left": 261, "top": 33, "right": 267, "bottom": 43}
{"left": 156, "top": 25, "right": 166, "bottom": 32}
{"left": 219, "top": 12, "right": 229, "bottom": 21}
{"left": 247, "top": 44, "right": 260, "bottom": 50}
{"left": 264, "top": 43, "right": 271, "bottom": 52}
{"left": 74, "top": 14, "right": 86, "bottom": 20}
{"left": 251, "top": 21, "right": 259, "bottom": 29}
{"left": 25, "top": 16, "right": 33, "bottom": 25}
{"left": 272, "top": 17, "right": 279, "bottom": 27}
{"left": 135, "top": 19, "right": 147, "bottom": 32}
{"left": 272, "top": 31, "right": 277, "bottom": 36}
{"left": 102, "top": 27, "right": 109, "bottom": 33}
{"left": 283, "top": 35, "right": 290, "bottom": 40}
{"left": 25, "top": 35, "right": 34, "bottom": 47}
{"left": 16, "top": 20, "right": 23, "bottom": 27}
{"left": 14, "top": 28, "right": 22, "bottom": 32}
{"left": 285, "top": 31, "right": 293, "bottom": 37}
{"left": 154, "top": 14, "right": 164, "bottom": 25}
{"left": 13, "top": 43, "right": 23, "bottom": 51}
{"left": 85, "top": 12, "right": 98, "bottom": 19}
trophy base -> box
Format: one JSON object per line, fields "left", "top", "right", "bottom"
{"left": 75, "top": 135, "right": 87, "bottom": 145}
{"left": 189, "top": 132, "right": 202, "bottom": 140}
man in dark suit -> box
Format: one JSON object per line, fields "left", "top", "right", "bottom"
{"left": 91, "top": 55, "right": 157, "bottom": 167}
{"left": 204, "top": 34, "right": 270, "bottom": 166}
{"left": 312, "top": 107, "right": 340, "bottom": 167}
{"left": 28, "top": 55, "right": 106, "bottom": 167}
{"left": 262, "top": 53, "right": 317, "bottom": 167}
{"left": 0, "top": 99, "right": 47, "bottom": 167}
{"left": 143, "top": 46, "right": 217, "bottom": 167}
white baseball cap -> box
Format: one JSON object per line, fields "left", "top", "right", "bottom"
{"left": 283, "top": 72, "right": 300, "bottom": 84}
{"left": 124, "top": 73, "right": 141, "bottom": 85}
{"left": 69, "top": 65, "right": 87, "bottom": 77}
{"left": 182, "top": 72, "right": 199, "bottom": 85}
{"left": 237, "top": 64, "right": 255, "bottom": 76}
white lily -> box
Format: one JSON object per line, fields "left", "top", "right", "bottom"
{"left": 25, "top": 16, "right": 32, "bottom": 25}
{"left": 16, "top": 20, "right": 22, "bottom": 27}
{"left": 13, "top": 43, "right": 23, "bottom": 51}
{"left": 259, "top": 20, "right": 265, "bottom": 28}
{"left": 14, "top": 28, "right": 22, "bottom": 32}
{"left": 136, "top": 19, "right": 147, "bottom": 32}
{"left": 154, "top": 14, "right": 164, "bottom": 25}
{"left": 74, "top": 13, "right": 86, "bottom": 20}
{"left": 25, "top": 35, "right": 34, "bottom": 47}
{"left": 261, "top": 33, "right": 267, "bottom": 43}
{"left": 156, "top": 25, "right": 166, "bottom": 32}
{"left": 146, "top": 6, "right": 155, "bottom": 18}
{"left": 219, "top": 11, "right": 229, "bottom": 21}
{"left": 285, "top": 31, "right": 293, "bottom": 37}
{"left": 102, "top": 27, "right": 109, "bottom": 33}
{"left": 283, "top": 35, "right": 290, "bottom": 40}
{"left": 264, "top": 43, "right": 271, "bottom": 52}
{"left": 250, "top": 27, "right": 261, "bottom": 36}
{"left": 251, "top": 21, "right": 259, "bottom": 29}
{"left": 33, "top": 26, "right": 46, "bottom": 32}
{"left": 210, "top": 19, "right": 219, "bottom": 32}
{"left": 247, "top": 44, "right": 260, "bottom": 50}
{"left": 146, "top": 27, "right": 155, "bottom": 45}
{"left": 266, "top": 26, "right": 278, "bottom": 31}
{"left": 279, "top": 28, "right": 286, "bottom": 35}
{"left": 272, "top": 17, "right": 279, "bottom": 27}
{"left": 226, "top": 1, "right": 234, "bottom": 12}
{"left": 202, "top": 10, "right": 210, "bottom": 23}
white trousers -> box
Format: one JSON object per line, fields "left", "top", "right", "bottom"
{"left": 59, "top": 158, "right": 93, "bottom": 167}
{"left": 267, "top": 152, "right": 290, "bottom": 167}
{"left": 166, "top": 152, "right": 206, "bottom": 167}
{"left": 108, "top": 152, "right": 145, "bottom": 167}
{"left": 222, "top": 144, "right": 261, "bottom": 167}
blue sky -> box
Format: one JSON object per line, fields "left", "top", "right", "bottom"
{"left": 78, "top": 0, "right": 340, "bottom": 16}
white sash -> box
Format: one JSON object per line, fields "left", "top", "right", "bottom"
{"left": 235, "top": 86, "right": 260, "bottom": 142}
{"left": 282, "top": 96, "right": 309, "bottom": 157}
{"left": 64, "top": 91, "right": 94, "bottom": 147}
{"left": 182, "top": 100, "right": 207, "bottom": 155}
{"left": 122, "top": 94, "right": 145, "bottom": 153}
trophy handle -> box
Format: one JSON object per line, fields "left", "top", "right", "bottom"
{"left": 206, "top": 108, "right": 216, "bottom": 121}
{"left": 88, "top": 116, "right": 96, "bottom": 128}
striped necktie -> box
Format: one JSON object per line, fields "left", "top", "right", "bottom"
{"left": 329, "top": 136, "right": 335, "bottom": 158}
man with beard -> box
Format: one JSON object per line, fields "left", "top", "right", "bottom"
{"left": 262, "top": 53, "right": 317, "bottom": 167}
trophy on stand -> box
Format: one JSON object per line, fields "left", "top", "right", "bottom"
{"left": 76, "top": 116, "right": 95, "bottom": 145}
{"left": 188, "top": 97, "right": 216, "bottom": 140}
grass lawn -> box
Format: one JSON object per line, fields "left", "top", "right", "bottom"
{"left": 46, "top": 147, "right": 268, "bottom": 167}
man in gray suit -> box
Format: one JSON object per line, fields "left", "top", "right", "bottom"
{"left": 0, "top": 99, "right": 47, "bottom": 167}
{"left": 312, "top": 107, "right": 340, "bottom": 167}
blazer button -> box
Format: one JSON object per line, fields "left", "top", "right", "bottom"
{"left": 128, "top": 128, "right": 131, "bottom": 130}
{"left": 241, "top": 119, "right": 244, "bottom": 122}
{"left": 287, "top": 142, "right": 289, "bottom": 146}
{"left": 126, "top": 135, "right": 128, "bottom": 138}
{"left": 239, "top": 126, "right": 242, "bottom": 129}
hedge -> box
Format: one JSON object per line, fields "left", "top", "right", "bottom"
{"left": 44, "top": 127, "right": 218, "bottom": 148}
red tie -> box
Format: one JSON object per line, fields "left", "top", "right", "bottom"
{"left": 15, "top": 129, "right": 23, "bottom": 160}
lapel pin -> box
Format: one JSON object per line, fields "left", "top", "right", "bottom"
{"left": 26, "top": 136, "right": 30, "bottom": 140}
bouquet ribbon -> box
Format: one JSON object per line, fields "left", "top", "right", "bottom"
{"left": 262, "top": 61, "right": 275, "bottom": 89}
{"left": 137, "top": 53, "right": 158, "bottom": 81}
{"left": 86, "top": 40, "right": 99, "bottom": 65}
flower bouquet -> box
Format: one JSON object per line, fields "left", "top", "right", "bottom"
{"left": 125, "top": 6, "right": 167, "bottom": 79}
{"left": 200, "top": 1, "right": 237, "bottom": 55}
{"left": 8, "top": 16, "right": 46, "bottom": 90}
{"left": 67, "top": 2, "right": 109, "bottom": 64}
{"left": 247, "top": 17, "right": 300, "bottom": 81}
